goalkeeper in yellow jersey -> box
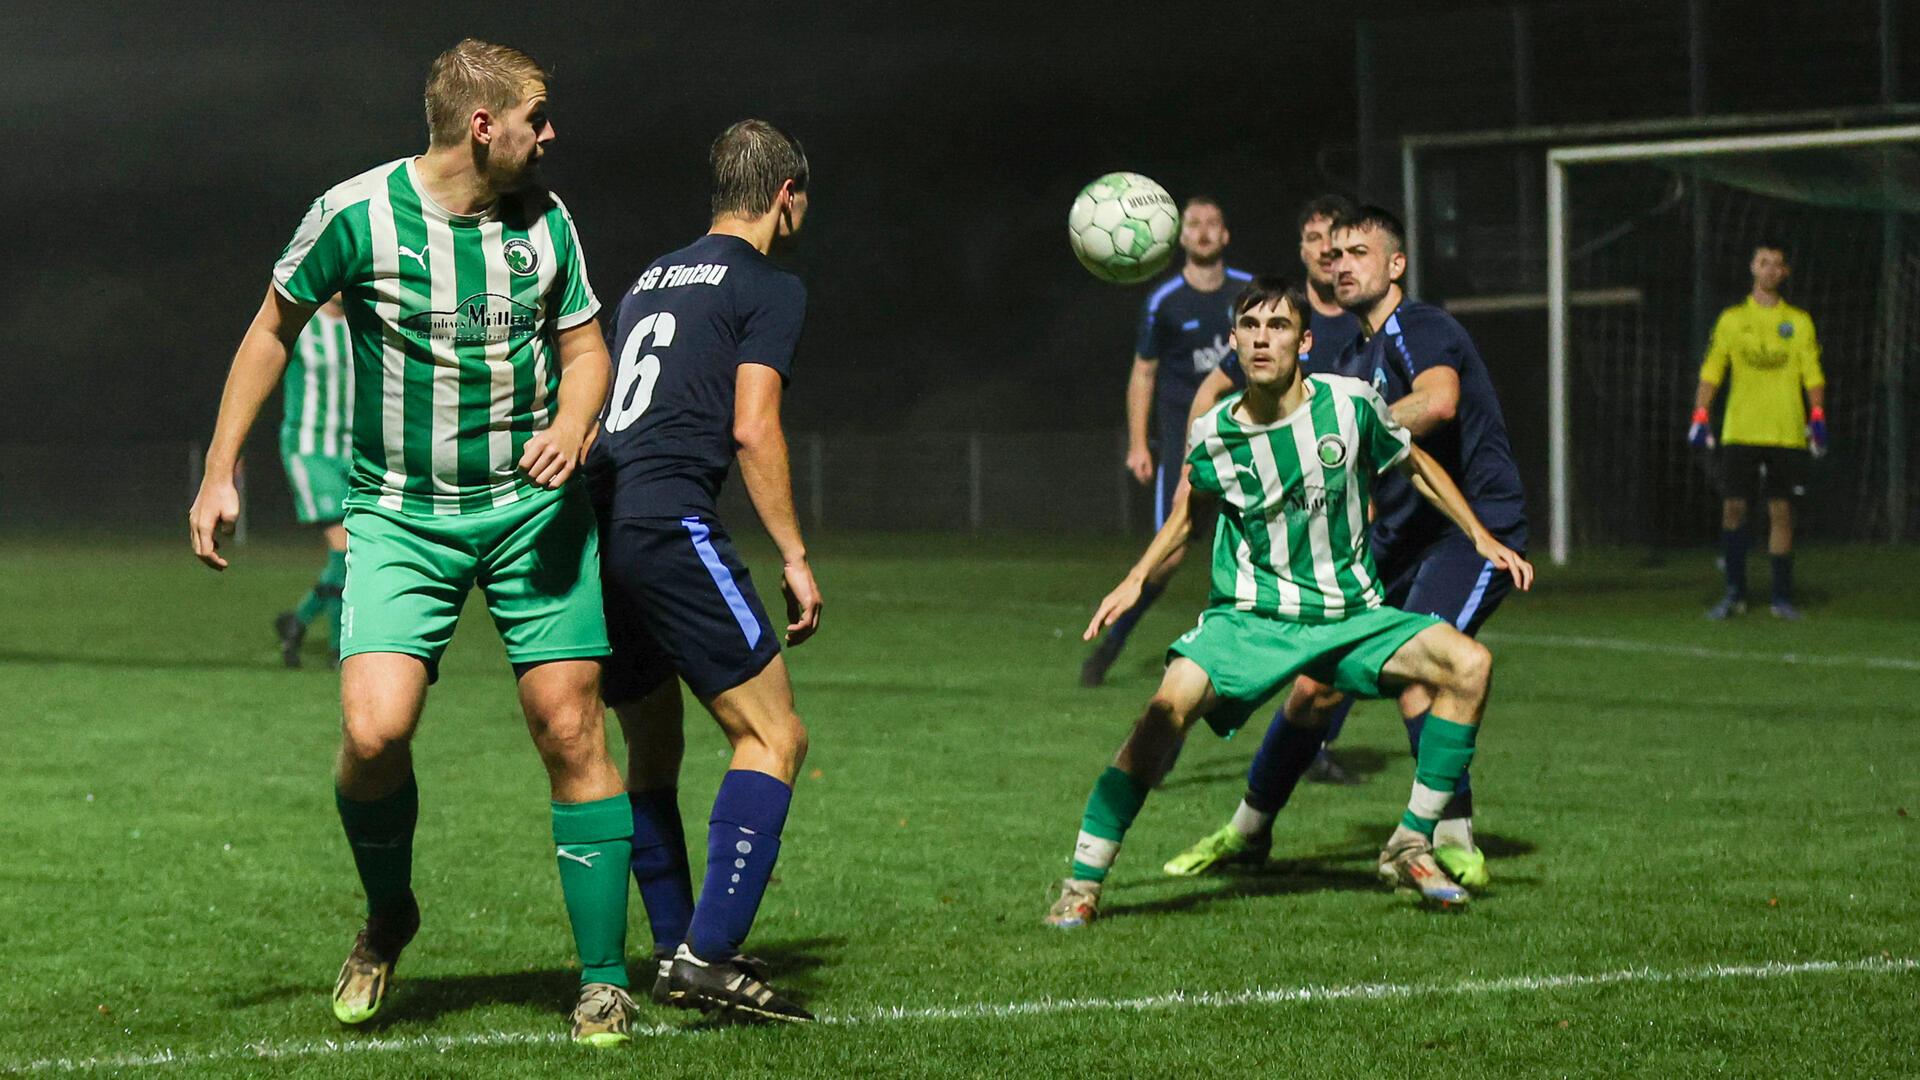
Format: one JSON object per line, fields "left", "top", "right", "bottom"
{"left": 1688, "top": 243, "right": 1827, "bottom": 620}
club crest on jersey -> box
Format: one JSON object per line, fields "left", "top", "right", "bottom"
{"left": 1777, "top": 321, "right": 1794, "bottom": 339}
{"left": 1316, "top": 434, "right": 1349, "bottom": 469}
{"left": 502, "top": 238, "right": 540, "bottom": 276}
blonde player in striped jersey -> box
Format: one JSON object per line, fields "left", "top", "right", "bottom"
{"left": 1046, "top": 276, "right": 1532, "bottom": 926}
{"left": 187, "top": 40, "right": 638, "bottom": 1045}
{"left": 274, "top": 294, "right": 353, "bottom": 668}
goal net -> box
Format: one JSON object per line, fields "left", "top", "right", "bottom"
{"left": 1547, "top": 126, "right": 1920, "bottom": 561}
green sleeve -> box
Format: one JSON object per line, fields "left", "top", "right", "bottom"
{"left": 1185, "top": 424, "right": 1223, "bottom": 496}
{"left": 272, "top": 195, "right": 357, "bottom": 306}
{"left": 1359, "top": 387, "right": 1413, "bottom": 474}
{"left": 547, "top": 196, "right": 601, "bottom": 330}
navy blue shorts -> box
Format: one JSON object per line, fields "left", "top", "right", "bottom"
{"left": 597, "top": 514, "right": 781, "bottom": 704}
{"left": 1153, "top": 435, "right": 1217, "bottom": 535}
{"left": 1376, "top": 529, "right": 1523, "bottom": 637}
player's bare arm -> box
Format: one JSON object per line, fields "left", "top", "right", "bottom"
{"left": 1186, "top": 366, "right": 1235, "bottom": 431}
{"left": 1390, "top": 366, "right": 1460, "bottom": 437}
{"left": 1399, "top": 445, "right": 1533, "bottom": 591}
{"left": 1085, "top": 483, "right": 1215, "bottom": 640}
{"left": 1125, "top": 355, "right": 1157, "bottom": 484}
{"left": 190, "top": 285, "right": 319, "bottom": 570}
{"left": 518, "top": 319, "right": 611, "bottom": 489}
{"left": 736, "top": 362, "right": 822, "bottom": 645}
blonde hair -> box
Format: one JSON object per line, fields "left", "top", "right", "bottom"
{"left": 423, "top": 39, "right": 548, "bottom": 147}
{"left": 710, "top": 120, "right": 809, "bottom": 218}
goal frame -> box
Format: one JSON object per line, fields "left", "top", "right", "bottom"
{"left": 1545, "top": 123, "right": 1920, "bottom": 563}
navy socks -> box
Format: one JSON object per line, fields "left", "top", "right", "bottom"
{"left": 686, "top": 770, "right": 792, "bottom": 962}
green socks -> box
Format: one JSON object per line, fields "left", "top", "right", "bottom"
{"left": 295, "top": 549, "right": 348, "bottom": 644}
{"left": 553, "top": 796, "right": 634, "bottom": 989}
{"left": 1401, "top": 715, "right": 1477, "bottom": 836}
{"left": 336, "top": 774, "right": 418, "bottom": 920}
{"left": 1070, "top": 766, "right": 1150, "bottom": 882}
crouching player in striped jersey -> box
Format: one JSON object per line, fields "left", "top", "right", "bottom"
{"left": 1045, "top": 276, "right": 1532, "bottom": 926}
{"left": 274, "top": 294, "right": 353, "bottom": 668}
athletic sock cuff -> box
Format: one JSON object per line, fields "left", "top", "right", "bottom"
{"left": 552, "top": 795, "right": 636, "bottom": 845}
{"left": 709, "top": 770, "right": 793, "bottom": 837}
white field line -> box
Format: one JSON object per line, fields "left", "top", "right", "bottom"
{"left": 11, "top": 956, "right": 1913, "bottom": 1073}
{"left": 1482, "top": 631, "right": 1920, "bottom": 673}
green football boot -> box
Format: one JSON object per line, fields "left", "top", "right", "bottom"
{"left": 1162, "top": 824, "right": 1269, "bottom": 877}
{"left": 1434, "top": 844, "right": 1490, "bottom": 888}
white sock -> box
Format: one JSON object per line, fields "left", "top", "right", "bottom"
{"left": 1433, "top": 816, "right": 1475, "bottom": 851}
{"left": 1229, "top": 799, "right": 1274, "bottom": 840}
{"left": 1072, "top": 831, "right": 1119, "bottom": 882}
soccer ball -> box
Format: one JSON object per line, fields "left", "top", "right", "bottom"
{"left": 1068, "top": 172, "right": 1180, "bottom": 284}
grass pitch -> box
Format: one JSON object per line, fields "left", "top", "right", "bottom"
{"left": 2, "top": 531, "right": 1916, "bottom": 1077}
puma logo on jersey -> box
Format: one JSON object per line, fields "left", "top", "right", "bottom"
{"left": 398, "top": 244, "right": 428, "bottom": 268}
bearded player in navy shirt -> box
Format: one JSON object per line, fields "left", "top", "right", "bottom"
{"left": 588, "top": 120, "right": 818, "bottom": 1023}
{"left": 1167, "top": 206, "right": 1527, "bottom": 893}
{"left": 1081, "top": 197, "right": 1251, "bottom": 687}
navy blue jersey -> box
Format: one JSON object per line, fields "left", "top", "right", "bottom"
{"left": 1219, "top": 307, "right": 1363, "bottom": 390}
{"left": 1350, "top": 300, "right": 1527, "bottom": 555}
{"left": 591, "top": 234, "right": 807, "bottom": 519}
{"left": 1135, "top": 267, "right": 1251, "bottom": 448}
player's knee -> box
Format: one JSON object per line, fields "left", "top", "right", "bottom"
{"left": 1451, "top": 639, "right": 1493, "bottom": 699}
{"left": 338, "top": 712, "right": 408, "bottom": 764}
{"left": 1144, "top": 693, "right": 1190, "bottom": 731}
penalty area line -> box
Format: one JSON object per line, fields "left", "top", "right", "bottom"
{"left": 1482, "top": 631, "right": 1920, "bottom": 673}
{"left": 11, "top": 957, "right": 1913, "bottom": 1072}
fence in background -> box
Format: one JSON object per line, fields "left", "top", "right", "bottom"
{"left": 0, "top": 433, "right": 1149, "bottom": 536}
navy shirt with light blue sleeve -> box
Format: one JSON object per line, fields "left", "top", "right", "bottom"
{"left": 1135, "top": 267, "right": 1251, "bottom": 451}
{"left": 1349, "top": 300, "right": 1527, "bottom": 556}
{"left": 591, "top": 233, "right": 807, "bottom": 519}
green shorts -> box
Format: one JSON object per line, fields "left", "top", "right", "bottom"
{"left": 283, "top": 452, "right": 351, "bottom": 525}
{"left": 339, "top": 485, "right": 609, "bottom": 680}
{"left": 1167, "top": 605, "right": 1442, "bottom": 737}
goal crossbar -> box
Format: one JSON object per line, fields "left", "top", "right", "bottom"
{"left": 1544, "top": 124, "right": 1920, "bottom": 564}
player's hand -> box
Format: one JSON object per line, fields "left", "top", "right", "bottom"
{"left": 781, "top": 557, "right": 823, "bottom": 646}
{"left": 1125, "top": 445, "right": 1153, "bottom": 486}
{"left": 1084, "top": 577, "right": 1146, "bottom": 640}
{"left": 188, "top": 477, "right": 241, "bottom": 571}
{"left": 1687, "top": 407, "right": 1715, "bottom": 450}
{"left": 519, "top": 419, "right": 588, "bottom": 489}
{"left": 1474, "top": 534, "right": 1534, "bottom": 592}
{"left": 1806, "top": 407, "right": 1828, "bottom": 459}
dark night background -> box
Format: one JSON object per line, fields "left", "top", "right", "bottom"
{"left": 6, "top": 0, "right": 1914, "bottom": 533}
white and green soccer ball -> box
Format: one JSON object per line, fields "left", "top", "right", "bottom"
{"left": 1068, "top": 172, "right": 1180, "bottom": 284}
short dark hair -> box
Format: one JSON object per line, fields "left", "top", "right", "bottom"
{"left": 1184, "top": 195, "right": 1225, "bottom": 222}
{"left": 1296, "top": 194, "right": 1357, "bottom": 235}
{"left": 1333, "top": 204, "right": 1407, "bottom": 254}
{"left": 1232, "top": 274, "right": 1310, "bottom": 325}
{"left": 1753, "top": 240, "right": 1792, "bottom": 263}
{"left": 710, "top": 120, "right": 809, "bottom": 219}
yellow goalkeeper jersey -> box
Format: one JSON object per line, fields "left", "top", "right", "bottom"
{"left": 1699, "top": 295, "right": 1824, "bottom": 448}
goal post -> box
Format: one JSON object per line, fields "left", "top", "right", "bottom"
{"left": 1546, "top": 123, "right": 1920, "bottom": 564}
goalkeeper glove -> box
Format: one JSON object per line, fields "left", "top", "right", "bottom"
{"left": 1807, "top": 407, "right": 1828, "bottom": 459}
{"left": 1687, "top": 407, "right": 1714, "bottom": 450}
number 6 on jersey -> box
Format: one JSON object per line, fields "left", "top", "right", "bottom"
{"left": 606, "top": 311, "right": 676, "bottom": 432}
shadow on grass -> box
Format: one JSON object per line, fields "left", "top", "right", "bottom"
{"left": 230, "top": 935, "right": 844, "bottom": 1028}
{"left": 1155, "top": 746, "right": 1396, "bottom": 794}
{"left": 1100, "top": 824, "right": 1539, "bottom": 920}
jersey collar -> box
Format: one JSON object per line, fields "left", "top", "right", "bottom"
{"left": 404, "top": 158, "right": 501, "bottom": 226}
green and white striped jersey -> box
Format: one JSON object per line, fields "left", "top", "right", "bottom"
{"left": 278, "top": 308, "right": 353, "bottom": 461}
{"left": 1185, "top": 374, "right": 1414, "bottom": 623}
{"left": 272, "top": 158, "right": 600, "bottom": 515}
